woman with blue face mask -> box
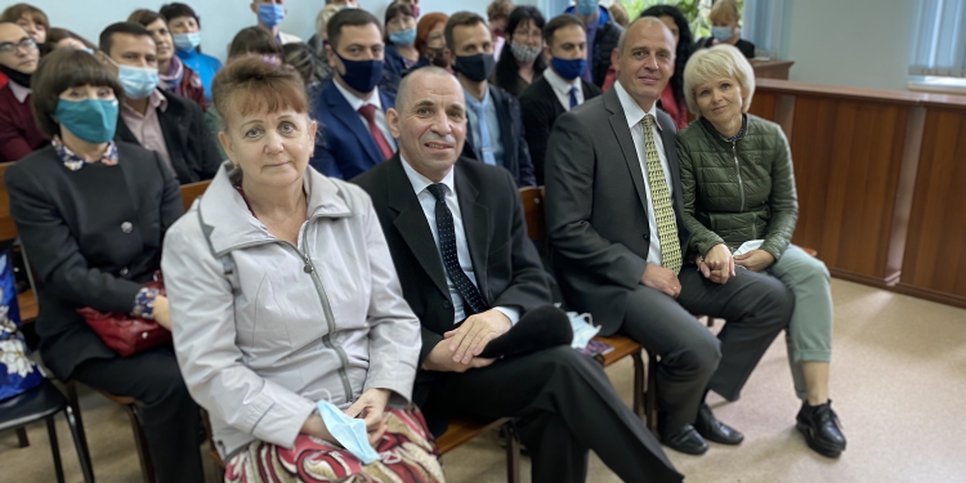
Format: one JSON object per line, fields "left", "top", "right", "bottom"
{"left": 160, "top": 2, "right": 224, "bottom": 103}
{"left": 5, "top": 47, "right": 205, "bottom": 483}
{"left": 694, "top": 0, "right": 755, "bottom": 59}
{"left": 383, "top": 1, "right": 419, "bottom": 82}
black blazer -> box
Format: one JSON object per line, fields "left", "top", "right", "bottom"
{"left": 519, "top": 75, "right": 602, "bottom": 185}
{"left": 352, "top": 155, "right": 551, "bottom": 366}
{"left": 544, "top": 88, "right": 689, "bottom": 334}
{"left": 5, "top": 142, "right": 183, "bottom": 378}
{"left": 461, "top": 85, "right": 536, "bottom": 187}
{"left": 116, "top": 89, "right": 221, "bottom": 183}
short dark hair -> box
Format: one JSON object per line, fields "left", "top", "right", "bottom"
{"left": 127, "top": 9, "right": 164, "bottom": 29}
{"left": 99, "top": 22, "right": 153, "bottom": 55}
{"left": 444, "top": 11, "right": 486, "bottom": 51}
{"left": 212, "top": 55, "right": 308, "bottom": 131}
{"left": 385, "top": 1, "right": 414, "bottom": 25}
{"left": 495, "top": 7, "right": 546, "bottom": 90}
{"left": 326, "top": 8, "right": 382, "bottom": 51}
{"left": 543, "top": 13, "right": 584, "bottom": 45}
{"left": 227, "top": 26, "right": 281, "bottom": 58}
{"left": 31, "top": 48, "right": 124, "bottom": 137}
{"left": 159, "top": 2, "right": 200, "bottom": 27}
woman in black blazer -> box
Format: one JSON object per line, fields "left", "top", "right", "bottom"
{"left": 5, "top": 48, "right": 204, "bottom": 483}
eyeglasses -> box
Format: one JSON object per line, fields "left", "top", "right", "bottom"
{"left": 0, "top": 37, "right": 37, "bottom": 55}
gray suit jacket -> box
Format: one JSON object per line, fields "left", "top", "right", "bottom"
{"left": 544, "top": 87, "right": 689, "bottom": 333}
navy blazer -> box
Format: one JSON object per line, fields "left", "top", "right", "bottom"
{"left": 461, "top": 84, "right": 536, "bottom": 187}
{"left": 310, "top": 80, "right": 396, "bottom": 179}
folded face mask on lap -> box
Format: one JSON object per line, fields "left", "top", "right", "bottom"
{"left": 316, "top": 400, "right": 381, "bottom": 464}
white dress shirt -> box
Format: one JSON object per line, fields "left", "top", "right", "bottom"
{"left": 400, "top": 158, "right": 520, "bottom": 325}
{"left": 614, "top": 81, "right": 674, "bottom": 267}
{"left": 543, "top": 66, "right": 584, "bottom": 112}
{"left": 333, "top": 79, "right": 396, "bottom": 151}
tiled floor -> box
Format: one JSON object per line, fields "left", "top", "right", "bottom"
{"left": 3, "top": 279, "right": 965, "bottom": 482}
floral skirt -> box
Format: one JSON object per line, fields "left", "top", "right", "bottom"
{"left": 225, "top": 407, "right": 444, "bottom": 482}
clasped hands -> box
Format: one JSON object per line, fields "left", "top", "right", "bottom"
{"left": 422, "top": 309, "right": 512, "bottom": 373}
{"left": 302, "top": 387, "right": 392, "bottom": 447}
{"left": 696, "top": 244, "right": 774, "bottom": 284}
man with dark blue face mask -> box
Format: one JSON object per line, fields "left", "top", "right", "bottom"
{"left": 310, "top": 8, "right": 395, "bottom": 179}
{"left": 519, "top": 14, "right": 601, "bottom": 185}
{"left": 251, "top": 0, "right": 301, "bottom": 45}
{"left": 564, "top": 0, "right": 621, "bottom": 87}
{"left": 446, "top": 11, "right": 534, "bottom": 187}
{"left": 99, "top": 22, "right": 220, "bottom": 182}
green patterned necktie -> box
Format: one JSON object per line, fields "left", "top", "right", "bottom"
{"left": 642, "top": 114, "right": 682, "bottom": 274}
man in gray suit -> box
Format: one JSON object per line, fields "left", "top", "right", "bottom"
{"left": 544, "top": 17, "right": 792, "bottom": 456}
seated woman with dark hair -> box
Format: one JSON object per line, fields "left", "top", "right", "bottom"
{"left": 383, "top": 1, "right": 419, "bottom": 86}
{"left": 128, "top": 9, "right": 206, "bottom": 109}
{"left": 160, "top": 2, "right": 223, "bottom": 103}
{"left": 641, "top": 4, "right": 695, "bottom": 129}
{"left": 5, "top": 48, "right": 204, "bottom": 483}
{"left": 492, "top": 5, "right": 546, "bottom": 97}
{"left": 162, "top": 56, "right": 442, "bottom": 482}
{"left": 678, "top": 45, "right": 846, "bottom": 458}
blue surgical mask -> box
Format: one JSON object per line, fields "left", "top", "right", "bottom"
{"left": 172, "top": 31, "right": 201, "bottom": 52}
{"left": 54, "top": 98, "right": 119, "bottom": 143}
{"left": 551, "top": 57, "right": 587, "bottom": 81}
{"left": 389, "top": 28, "right": 416, "bottom": 47}
{"left": 316, "top": 400, "right": 381, "bottom": 464}
{"left": 336, "top": 52, "right": 384, "bottom": 93}
{"left": 117, "top": 65, "right": 160, "bottom": 100}
{"left": 712, "top": 26, "right": 734, "bottom": 41}
{"left": 576, "top": 0, "right": 598, "bottom": 17}
{"left": 258, "top": 3, "right": 286, "bottom": 29}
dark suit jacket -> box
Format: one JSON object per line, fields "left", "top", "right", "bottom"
{"left": 544, "top": 87, "right": 689, "bottom": 334}
{"left": 352, "top": 155, "right": 551, "bottom": 367}
{"left": 519, "top": 75, "right": 601, "bottom": 185}
{"left": 5, "top": 142, "right": 183, "bottom": 379}
{"left": 0, "top": 83, "right": 47, "bottom": 162}
{"left": 311, "top": 80, "right": 396, "bottom": 179}
{"left": 116, "top": 89, "right": 221, "bottom": 183}
{"left": 461, "top": 85, "right": 536, "bottom": 187}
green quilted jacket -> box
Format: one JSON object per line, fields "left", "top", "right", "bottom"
{"left": 676, "top": 114, "right": 798, "bottom": 261}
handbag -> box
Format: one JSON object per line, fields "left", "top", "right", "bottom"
{"left": 78, "top": 272, "right": 171, "bottom": 357}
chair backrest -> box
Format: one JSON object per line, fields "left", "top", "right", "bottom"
{"left": 180, "top": 180, "right": 211, "bottom": 211}
{"left": 0, "top": 162, "right": 18, "bottom": 242}
{"left": 518, "top": 186, "right": 547, "bottom": 253}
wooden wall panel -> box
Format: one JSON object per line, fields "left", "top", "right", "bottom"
{"left": 896, "top": 107, "right": 966, "bottom": 308}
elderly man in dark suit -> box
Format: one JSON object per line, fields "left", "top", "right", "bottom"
{"left": 545, "top": 17, "right": 792, "bottom": 456}
{"left": 353, "top": 66, "right": 681, "bottom": 483}
{"left": 519, "top": 14, "right": 601, "bottom": 185}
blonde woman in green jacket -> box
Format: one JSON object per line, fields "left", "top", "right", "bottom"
{"left": 676, "top": 44, "right": 846, "bottom": 458}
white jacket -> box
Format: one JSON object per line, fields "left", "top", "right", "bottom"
{"left": 162, "top": 164, "right": 420, "bottom": 458}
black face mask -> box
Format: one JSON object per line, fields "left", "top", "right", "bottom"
{"left": 0, "top": 63, "right": 31, "bottom": 87}
{"left": 454, "top": 53, "right": 495, "bottom": 82}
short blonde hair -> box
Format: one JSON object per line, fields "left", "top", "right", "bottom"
{"left": 709, "top": 0, "right": 740, "bottom": 25}
{"left": 683, "top": 44, "right": 755, "bottom": 117}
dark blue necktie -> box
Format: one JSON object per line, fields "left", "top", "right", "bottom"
{"left": 426, "top": 183, "right": 489, "bottom": 315}
{"left": 569, "top": 86, "right": 578, "bottom": 109}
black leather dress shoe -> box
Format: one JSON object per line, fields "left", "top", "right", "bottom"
{"left": 695, "top": 403, "right": 744, "bottom": 445}
{"left": 796, "top": 400, "right": 846, "bottom": 458}
{"left": 661, "top": 425, "right": 709, "bottom": 455}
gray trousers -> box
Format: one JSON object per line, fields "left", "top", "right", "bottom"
{"left": 620, "top": 265, "right": 793, "bottom": 433}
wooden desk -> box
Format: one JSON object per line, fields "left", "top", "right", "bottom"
{"left": 751, "top": 59, "right": 794, "bottom": 80}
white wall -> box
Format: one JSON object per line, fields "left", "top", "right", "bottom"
{"left": 23, "top": 0, "right": 509, "bottom": 63}
{"left": 779, "top": 0, "right": 920, "bottom": 91}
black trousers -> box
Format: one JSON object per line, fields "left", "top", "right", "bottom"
{"left": 72, "top": 346, "right": 205, "bottom": 483}
{"left": 621, "top": 266, "right": 793, "bottom": 434}
{"left": 421, "top": 339, "right": 682, "bottom": 482}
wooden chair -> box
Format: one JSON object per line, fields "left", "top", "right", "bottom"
{"left": 436, "top": 418, "right": 520, "bottom": 482}
{"left": 518, "top": 186, "right": 657, "bottom": 431}
{"left": 179, "top": 180, "right": 211, "bottom": 211}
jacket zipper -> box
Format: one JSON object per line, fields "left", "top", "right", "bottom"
{"left": 731, "top": 140, "right": 746, "bottom": 213}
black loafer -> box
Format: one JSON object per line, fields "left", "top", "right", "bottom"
{"left": 796, "top": 400, "right": 846, "bottom": 458}
{"left": 695, "top": 403, "right": 744, "bottom": 445}
{"left": 661, "top": 424, "right": 709, "bottom": 455}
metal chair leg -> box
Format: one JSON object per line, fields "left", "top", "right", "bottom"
{"left": 126, "top": 405, "right": 156, "bottom": 483}
{"left": 16, "top": 427, "right": 29, "bottom": 447}
{"left": 632, "top": 351, "right": 645, "bottom": 419}
{"left": 45, "top": 416, "right": 66, "bottom": 483}
{"left": 64, "top": 404, "right": 96, "bottom": 483}
{"left": 503, "top": 422, "right": 521, "bottom": 483}
{"left": 645, "top": 353, "right": 660, "bottom": 435}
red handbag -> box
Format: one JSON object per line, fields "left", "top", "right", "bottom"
{"left": 78, "top": 273, "right": 172, "bottom": 357}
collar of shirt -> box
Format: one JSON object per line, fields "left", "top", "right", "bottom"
{"left": 333, "top": 78, "right": 382, "bottom": 112}
{"left": 463, "top": 86, "right": 491, "bottom": 112}
{"left": 122, "top": 89, "right": 168, "bottom": 117}
{"left": 544, "top": 67, "right": 582, "bottom": 109}
{"left": 400, "top": 153, "right": 455, "bottom": 198}
{"left": 8, "top": 81, "right": 29, "bottom": 103}
{"left": 52, "top": 136, "right": 119, "bottom": 171}
{"left": 614, "top": 80, "right": 663, "bottom": 132}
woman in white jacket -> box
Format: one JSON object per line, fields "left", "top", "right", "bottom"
{"left": 161, "top": 56, "right": 442, "bottom": 482}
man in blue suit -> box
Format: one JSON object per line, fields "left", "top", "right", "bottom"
{"left": 446, "top": 12, "right": 535, "bottom": 187}
{"left": 310, "top": 9, "right": 396, "bottom": 179}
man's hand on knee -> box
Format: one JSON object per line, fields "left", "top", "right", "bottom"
{"left": 422, "top": 340, "right": 497, "bottom": 373}
{"left": 640, "top": 264, "right": 682, "bottom": 298}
